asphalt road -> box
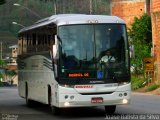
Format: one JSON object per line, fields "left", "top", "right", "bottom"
{"left": 0, "top": 87, "right": 160, "bottom": 120}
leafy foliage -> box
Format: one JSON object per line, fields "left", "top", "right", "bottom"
{"left": 131, "top": 75, "right": 146, "bottom": 90}
{"left": 0, "top": 0, "right": 56, "bottom": 36}
{"left": 128, "top": 14, "right": 152, "bottom": 74}
{"left": 0, "top": 59, "right": 7, "bottom": 67}
{"left": 0, "top": 0, "right": 111, "bottom": 36}
{"left": 0, "top": 59, "right": 6, "bottom": 82}
{"left": 146, "top": 84, "right": 160, "bottom": 92}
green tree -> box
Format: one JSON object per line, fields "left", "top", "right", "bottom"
{"left": 0, "top": 59, "right": 6, "bottom": 67}
{"left": 0, "top": 59, "right": 6, "bottom": 86}
{"left": 129, "top": 13, "right": 152, "bottom": 74}
{"left": 0, "top": 0, "right": 6, "bottom": 5}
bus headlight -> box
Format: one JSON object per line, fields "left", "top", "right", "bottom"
{"left": 64, "top": 102, "right": 70, "bottom": 107}
{"left": 122, "top": 99, "right": 128, "bottom": 104}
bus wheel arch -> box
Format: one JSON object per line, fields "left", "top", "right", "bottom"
{"left": 48, "top": 85, "right": 60, "bottom": 115}
{"left": 25, "top": 82, "right": 29, "bottom": 106}
{"left": 48, "top": 85, "right": 51, "bottom": 105}
{"left": 25, "top": 82, "right": 33, "bottom": 107}
{"left": 25, "top": 82, "right": 28, "bottom": 99}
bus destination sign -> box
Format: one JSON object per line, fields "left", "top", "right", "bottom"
{"left": 68, "top": 73, "right": 89, "bottom": 77}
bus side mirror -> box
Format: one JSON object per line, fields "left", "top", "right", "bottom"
{"left": 52, "top": 35, "right": 59, "bottom": 59}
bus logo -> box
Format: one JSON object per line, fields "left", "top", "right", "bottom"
{"left": 75, "top": 85, "right": 94, "bottom": 88}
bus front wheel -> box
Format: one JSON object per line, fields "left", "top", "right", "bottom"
{"left": 104, "top": 105, "right": 116, "bottom": 115}
{"left": 25, "top": 85, "right": 33, "bottom": 107}
{"left": 51, "top": 106, "right": 60, "bottom": 115}
{"left": 48, "top": 90, "right": 60, "bottom": 115}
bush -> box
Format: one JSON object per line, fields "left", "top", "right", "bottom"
{"left": 129, "top": 14, "right": 152, "bottom": 75}
{"left": 131, "top": 75, "right": 146, "bottom": 90}
{"left": 146, "top": 84, "right": 160, "bottom": 92}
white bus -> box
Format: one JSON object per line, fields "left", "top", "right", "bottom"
{"left": 17, "top": 14, "right": 131, "bottom": 115}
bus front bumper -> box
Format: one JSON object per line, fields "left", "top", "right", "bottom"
{"left": 58, "top": 91, "right": 131, "bottom": 108}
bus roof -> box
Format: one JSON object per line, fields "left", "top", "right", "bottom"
{"left": 19, "top": 14, "right": 126, "bottom": 33}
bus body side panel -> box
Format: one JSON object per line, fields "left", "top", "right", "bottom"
{"left": 18, "top": 53, "right": 58, "bottom": 105}
{"left": 50, "top": 81, "right": 60, "bottom": 107}
{"left": 18, "top": 71, "right": 26, "bottom": 98}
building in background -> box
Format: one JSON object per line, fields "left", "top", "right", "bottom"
{"left": 4, "top": 45, "right": 18, "bottom": 85}
{"left": 151, "top": 0, "right": 160, "bottom": 81}
{"left": 0, "top": 32, "right": 17, "bottom": 59}
{"left": 111, "top": 0, "right": 160, "bottom": 82}
{"left": 8, "top": 45, "right": 18, "bottom": 65}
{"left": 111, "top": 0, "right": 150, "bottom": 28}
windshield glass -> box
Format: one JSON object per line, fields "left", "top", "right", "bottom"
{"left": 58, "top": 24, "right": 129, "bottom": 80}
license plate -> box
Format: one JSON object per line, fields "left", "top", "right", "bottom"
{"left": 91, "top": 97, "right": 103, "bottom": 103}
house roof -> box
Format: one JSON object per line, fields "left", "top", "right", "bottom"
{"left": 9, "top": 45, "right": 18, "bottom": 49}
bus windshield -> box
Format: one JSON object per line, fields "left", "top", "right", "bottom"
{"left": 58, "top": 24, "right": 130, "bottom": 82}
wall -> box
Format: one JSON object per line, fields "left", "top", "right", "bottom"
{"left": 151, "top": 0, "right": 160, "bottom": 82}
{"left": 111, "top": 0, "right": 146, "bottom": 28}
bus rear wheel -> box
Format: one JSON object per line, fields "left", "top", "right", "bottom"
{"left": 26, "top": 95, "right": 33, "bottom": 107}
{"left": 105, "top": 105, "right": 116, "bottom": 115}
{"left": 51, "top": 106, "right": 60, "bottom": 115}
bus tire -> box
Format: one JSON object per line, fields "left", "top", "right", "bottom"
{"left": 51, "top": 106, "right": 60, "bottom": 115}
{"left": 48, "top": 87, "right": 60, "bottom": 115}
{"left": 104, "top": 105, "right": 116, "bottom": 115}
{"left": 25, "top": 84, "right": 33, "bottom": 107}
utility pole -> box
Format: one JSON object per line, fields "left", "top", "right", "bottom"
{"left": 54, "top": 0, "right": 57, "bottom": 15}
{"left": 89, "top": 0, "right": 92, "bottom": 14}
